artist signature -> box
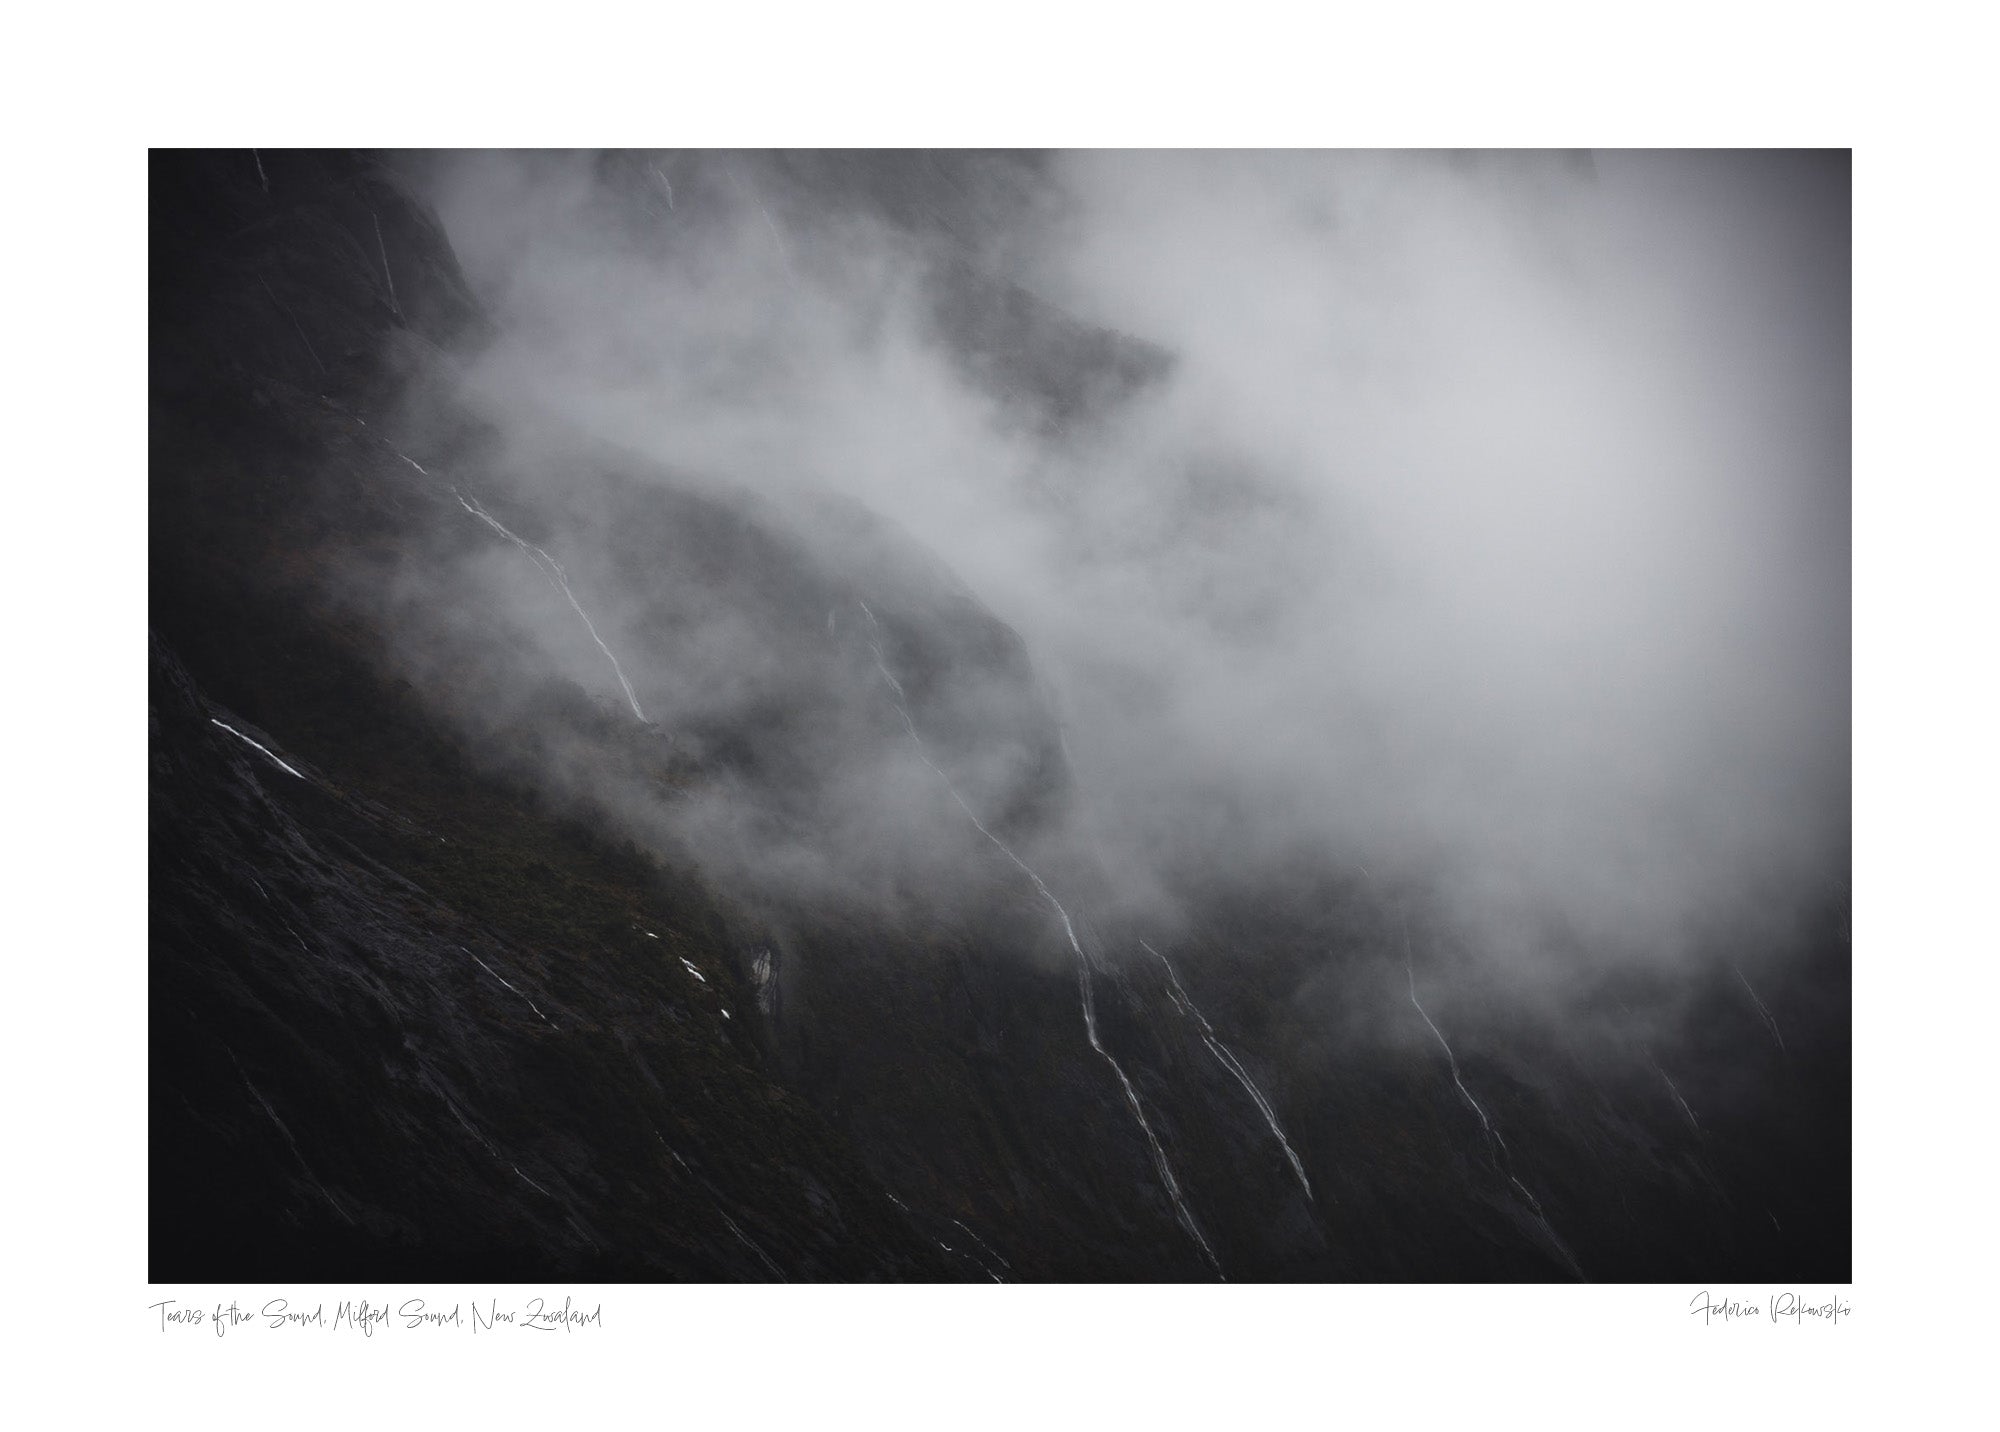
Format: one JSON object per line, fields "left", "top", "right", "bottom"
{"left": 1689, "top": 1290, "right": 1851, "bottom": 1326}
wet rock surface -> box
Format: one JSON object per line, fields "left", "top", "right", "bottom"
{"left": 150, "top": 149, "right": 1849, "bottom": 1282}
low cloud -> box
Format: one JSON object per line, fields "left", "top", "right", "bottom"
{"left": 384, "top": 149, "right": 1849, "bottom": 993}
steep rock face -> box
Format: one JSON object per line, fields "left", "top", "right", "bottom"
{"left": 154, "top": 633, "right": 953, "bottom": 1281}
{"left": 151, "top": 149, "right": 1849, "bottom": 1283}
{"left": 149, "top": 147, "right": 1238, "bottom": 1281}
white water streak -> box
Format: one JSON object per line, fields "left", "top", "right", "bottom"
{"left": 260, "top": 277, "right": 325, "bottom": 374}
{"left": 453, "top": 489, "right": 647, "bottom": 720}
{"left": 1390, "top": 948, "right": 1491, "bottom": 1149}
{"left": 431, "top": 1055, "right": 558, "bottom": 1206}
{"left": 1651, "top": 1057, "right": 1703, "bottom": 1132}
{"left": 1073, "top": 957, "right": 1220, "bottom": 1273}
{"left": 372, "top": 211, "right": 400, "bottom": 316}
{"left": 1142, "top": 940, "right": 1313, "bottom": 1201}
{"left": 861, "top": 602, "right": 1220, "bottom": 1276}
{"left": 462, "top": 946, "right": 557, "bottom": 1029}
{"left": 441, "top": 1091, "right": 500, "bottom": 1155}
{"left": 210, "top": 718, "right": 306, "bottom": 779}
{"left": 651, "top": 1126, "right": 788, "bottom": 1279}
{"left": 933, "top": 1235, "right": 1004, "bottom": 1282}
{"left": 228, "top": 1048, "right": 353, "bottom": 1224}
{"left": 1403, "top": 928, "right": 1583, "bottom": 1278}
{"left": 951, "top": 1217, "right": 1014, "bottom": 1273}
{"left": 512, "top": 1164, "right": 552, "bottom": 1197}
{"left": 442, "top": 1114, "right": 563, "bottom": 1218}
{"left": 1734, "top": 965, "right": 1786, "bottom": 1053}
{"left": 719, "top": 1212, "right": 787, "bottom": 1281}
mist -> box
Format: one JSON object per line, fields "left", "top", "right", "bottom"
{"left": 385, "top": 148, "right": 1848, "bottom": 1000}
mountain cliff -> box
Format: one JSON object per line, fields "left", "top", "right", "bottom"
{"left": 150, "top": 149, "right": 1849, "bottom": 1282}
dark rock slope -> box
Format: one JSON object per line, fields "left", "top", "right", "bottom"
{"left": 150, "top": 149, "right": 1227, "bottom": 1280}
{"left": 150, "top": 149, "right": 1848, "bottom": 1282}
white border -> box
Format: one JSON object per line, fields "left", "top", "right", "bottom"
{"left": 9, "top": 1, "right": 1988, "bottom": 1423}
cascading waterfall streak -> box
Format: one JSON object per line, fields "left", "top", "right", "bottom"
{"left": 1141, "top": 939, "right": 1314, "bottom": 1201}
{"left": 452, "top": 488, "right": 648, "bottom": 721}
{"left": 858, "top": 601, "right": 1221, "bottom": 1276}
{"left": 1403, "top": 926, "right": 1584, "bottom": 1279}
